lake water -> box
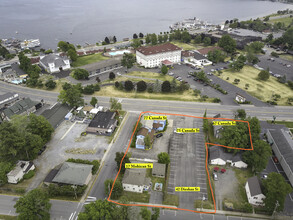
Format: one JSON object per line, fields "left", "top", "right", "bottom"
{"left": 0, "top": 0, "right": 292, "bottom": 49}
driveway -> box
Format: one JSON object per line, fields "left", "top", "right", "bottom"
{"left": 27, "top": 121, "right": 109, "bottom": 191}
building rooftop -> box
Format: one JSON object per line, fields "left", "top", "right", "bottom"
{"left": 137, "top": 43, "right": 182, "bottom": 56}
{"left": 88, "top": 111, "right": 116, "bottom": 129}
{"left": 152, "top": 163, "right": 166, "bottom": 176}
{"left": 122, "top": 168, "right": 149, "bottom": 186}
{"left": 52, "top": 162, "right": 93, "bottom": 186}
{"left": 193, "top": 52, "right": 207, "bottom": 60}
{"left": 181, "top": 51, "right": 194, "bottom": 57}
{"left": 209, "top": 145, "right": 244, "bottom": 163}
{"left": 247, "top": 176, "right": 263, "bottom": 196}
{"left": 2, "top": 98, "right": 37, "bottom": 118}
{"left": 81, "top": 57, "right": 122, "bottom": 72}
{"left": 0, "top": 92, "right": 18, "bottom": 105}
{"left": 41, "top": 103, "right": 71, "bottom": 129}
{"left": 40, "top": 54, "right": 69, "bottom": 68}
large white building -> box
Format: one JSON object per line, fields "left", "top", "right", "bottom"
{"left": 245, "top": 176, "right": 266, "bottom": 206}
{"left": 136, "top": 43, "right": 182, "bottom": 68}
{"left": 39, "top": 54, "right": 70, "bottom": 74}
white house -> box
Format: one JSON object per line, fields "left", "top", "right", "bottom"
{"left": 209, "top": 145, "right": 248, "bottom": 168}
{"left": 122, "top": 169, "right": 150, "bottom": 193}
{"left": 136, "top": 43, "right": 182, "bottom": 68}
{"left": 181, "top": 51, "right": 212, "bottom": 66}
{"left": 39, "top": 54, "right": 70, "bottom": 73}
{"left": 245, "top": 176, "right": 266, "bottom": 206}
{"left": 7, "top": 161, "right": 35, "bottom": 184}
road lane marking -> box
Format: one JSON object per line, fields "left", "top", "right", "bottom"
{"left": 60, "top": 121, "right": 76, "bottom": 140}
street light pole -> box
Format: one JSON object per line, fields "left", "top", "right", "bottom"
{"left": 271, "top": 200, "right": 279, "bottom": 219}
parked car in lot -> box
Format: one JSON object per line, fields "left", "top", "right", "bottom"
{"left": 168, "top": 72, "right": 174, "bottom": 76}
{"left": 287, "top": 65, "right": 291, "bottom": 68}
{"left": 207, "top": 72, "right": 212, "bottom": 76}
{"left": 117, "top": 72, "right": 121, "bottom": 76}
{"left": 156, "top": 133, "right": 163, "bottom": 138}
{"left": 213, "top": 173, "right": 218, "bottom": 181}
{"left": 273, "top": 156, "right": 278, "bottom": 163}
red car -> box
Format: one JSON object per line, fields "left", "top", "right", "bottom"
{"left": 273, "top": 156, "right": 278, "bottom": 163}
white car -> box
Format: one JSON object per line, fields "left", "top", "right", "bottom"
{"left": 213, "top": 173, "right": 218, "bottom": 181}
{"left": 116, "top": 72, "right": 121, "bottom": 76}
{"left": 211, "top": 69, "right": 215, "bottom": 72}
{"left": 169, "top": 72, "right": 174, "bottom": 76}
{"left": 287, "top": 65, "right": 291, "bottom": 68}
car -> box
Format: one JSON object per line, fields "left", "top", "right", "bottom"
{"left": 204, "top": 83, "right": 208, "bottom": 86}
{"left": 207, "top": 72, "right": 212, "bottom": 76}
{"left": 213, "top": 173, "right": 218, "bottom": 181}
{"left": 116, "top": 72, "right": 121, "bottom": 76}
{"left": 179, "top": 79, "right": 183, "bottom": 82}
{"left": 287, "top": 65, "right": 291, "bottom": 67}
{"left": 223, "top": 67, "right": 228, "bottom": 69}
{"left": 168, "top": 72, "right": 174, "bottom": 76}
{"left": 178, "top": 63, "right": 181, "bottom": 66}
{"left": 156, "top": 133, "right": 163, "bottom": 138}
{"left": 220, "top": 67, "right": 224, "bottom": 70}
{"left": 187, "top": 75, "right": 191, "bottom": 78}
{"left": 262, "top": 174, "right": 268, "bottom": 179}
{"left": 269, "top": 71, "right": 273, "bottom": 74}
{"left": 273, "top": 156, "right": 278, "bottom": 163}
{"left": 38, "top": 145, "right": 47, "bottom": 156}
{"left": 283, "top": 63, "right": 287, "bottom": 66}
{"left": 211, "top": 69, "right": 215, "bottom": 72}
{"left": 177, "top": 77, "right": 182, "bottom": 80}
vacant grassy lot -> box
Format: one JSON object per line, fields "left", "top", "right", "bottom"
{"left": 122, "top": 191, "right": 150, "bottom": 203}
{"left": 279, "top": 54, "right": 293, "bottom": 62}
{"left": 127, "top": 71, "right": 174, "bottom": 81}
{"left": 0, "top": 215, "right": 17, "bottom": 220}
{"left": 268, "top": 16, "right": 293, "bottom": 27}
{"left": 170, "top": 40, "right": 207, "bottom": 51}
{"left": 219, "top": 66, "right": 293, "bottom": 105}
{"left": 95, "top": 86, "right": 213, "bottom": 102}
{"left": 72, "top": 53, "right": 109, "bottom": 67}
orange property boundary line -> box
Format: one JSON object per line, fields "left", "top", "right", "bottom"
{"left": 108, "top": 111, "right": 254, "bottom": 214}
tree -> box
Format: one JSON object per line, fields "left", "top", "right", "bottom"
{"left": 124, "top": 80, "right": 134, "bottom": 91}
{"left": 161, "top": 65, "right": 168, "bottom": 75}
{"left": 96, "top": 76, "right": 101, "bottom": 83}
{"left": 14, "top": 189, "right": 51, "bottom": 220}
{"left": 157, "top": 152, "right": 170, "bottom": 164}
{"left": 72, "top": 68, "right": 89, "bottom": 80}
{"left": 247, "top": 41, "right": 264, "bottom": 53}
{"left": 181, "top": 31, "right": 191, "bottom": 43}
{"left": 258, "top": 70, "right": 270, "bottom": 81}
{"left": 131, "top": 39, "right": 141, "bottom": 49}
{"left": 235, "top": 109, "right": 246, "bottom": 120}
{"left": 151, "top": 208, "right": 160, "bottom": 220}
{"left": 161, "top": 81, "right": 171, "bottom": 93}
{"left": 207, "top": 49, "right": 225, "bottom": 63}
{"left": 58, "top": 85, "right": 84, "bottom": 107}
{"left": 0, "top": 162, "right": 14, "bottom": 185}
{"left": 104, "top": 179, "right": 123, "bottom": 199}
{"left": 153, "top": 79, "right": 161, "bottom": 93}
{"left": 113, "top": 36, "right": 117, "bottom": 43}
{"left": 140, "top": 207, "right": 151, "bottom": 220}
{"left": 26, "top": 114, "right": 54, "bottom": 143}
{"left": 83, "top": 85, "right": 94, "bottom": 94}
{"left": 145, "top": 34, "right": 151, "bottom": 44}
{"left": 139, "top": 33, "right": 144, "bottom": 38}
{"left": 229, "top": 55, "right": 246, "bottom": 71}
{"left": 110, "top": 97, "right": 122, "bottom": 111}
{"left": 121, "top": 53, "right": 136, "bottom": 70}
{"left": 218, "top": 35, "right": 236, "bottom": 54}
{"left": 194, "top": 35, "right": 202, "bottom": 44}
{"left": 18, "top": 52, "right": 32, "bottom": 72}
{"left": 90, "top": 97, "right": 98, "bottom": 107}
{"left": 243, "top": 140, "right": 271, "bottom": 173}
{"left": 133, "top": 33, "right": 138, "bottom": 39}
{"left": 109, "top": 72, "right": 116, "bottom": 80}
{"left": 171, "top": 78, "right": 177, "bottom": 92}
{"left": 265, "top": 33, "right": 274, "bottom": 43}
{"left": 45, "top": 79, "right": 56, "bottom": 89}
{"left": 144, "top": 135, "right": 151, "bottom": 148}
{"left": 282, "top": 26, "right": 293, "bottom": 49}
{"left": 263, "top": 173, "right": 292, "bottom": 213}
{"left": 78, "top": 199, "right": 124, "bottom": 220}
{"left": 105, "top": 37, "right": 110, "bottom": 44}
{"left": 203, "top": 37, "right": 211, "bottom": 46}
{"left": 137, "top": 80, "right": 147, "bottom": 92}
{"left": 115, "top": 152, "right": 130, "bottom": 174}
{"left": 151, "top": 33, "right": 158, "bottom": 45}
{"left": 58, "top": 41, "right": 69, "bottom": 52}
{"left": 163, "top": 34, "right": 168, "bottom": 42}
{"left": 246, "top": 49, "right": 259, "bottom": 65}
{"left": 67, "top": 49, "right": 77, "bottom": 61}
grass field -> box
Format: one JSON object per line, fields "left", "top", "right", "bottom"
{"left": 268, "top": 16, "right": 293, "bottom": 27}
{"left": 279, "top": 54, "right": 293, "bottom": 62}
{"left": 72, "top": 53, "right": 109, "bottom": 67}
{"left": 94, "top": 86, "right": 214, "bottom": 102}
{"left": 268, "top": 120, "right": 293, "bottom": 128}
{"left": 127, "top": 71, "right": 174, "bottom": 81}
{"left": 0, "top": 215, "right": 17, "bottom": 220}
{"left": 122, "top": 191, "right": 150, "bottom": 203}
{"left": 218, "top": 66, "right": 293, "bottom": 105}
{"left": 170, "top": 40, "right": 206, "bottom": 51}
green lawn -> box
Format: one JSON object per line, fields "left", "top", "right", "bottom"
{"left": 268, "top": 120, "right": 293, "bottom": 128}
{"left": 170, "top": 40, "right": 205, "bottom": 51}
{"left": 0, "top": 215, "right": 17, "bottom": 220}
{"left": 218, "top": 66, "right": 293, "bottom": 105}
{"left": 279, "top": 54, "right": 293, "bottom": 62}
{"left": 268, "top": 16, "right": 293, "bottom": 27}
{"left": 127, "top": 71, "right": 174, "bottom": 81}
{"left": 72, "top": 53, "right": 109, "bottom": 67}
{"left": 121, "top": 191, "right": 150, "bottom": 203}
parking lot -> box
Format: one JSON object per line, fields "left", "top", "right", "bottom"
{"left": 167, "top": 116, "right": 208, "bottom": 210}
{"left": 27, "top": 121, "right": 109, "bottom": 191}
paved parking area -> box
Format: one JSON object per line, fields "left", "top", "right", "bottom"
{"left": 27, "top": 121, "right": 109, "bottom": 191}
{"left": 167, "top": 116, "right": 207, "bottom": 210}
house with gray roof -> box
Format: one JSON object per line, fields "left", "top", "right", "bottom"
{"left": 209, "top": 145, "right": 248, "bottom": 168}
{"left": 39, "top": 54, "right": 70, "bottom": 73}
{"left": 81, "top": 57, "right": 122, "bottom": 76}
{"left": 86, "top": 111, "right": 117, "bottom": 135}
{"left": 266, "top": 128, "right": 293, "bottom": 186}
{"left": 0, "top": 98, "right": 38, "bottom": 121}
{"left": 122, "top": 169, "right": 151, "bottom": 193}
{"left": 152, "top": 163, "right": 166, "bottom": 178}
{"left": 245, "top": 176, "right": 266, "bottom": 206}
{"left": 0, "top": 92, "right": 19, "bottom": 108}
{"left": 45, "top": 162, "right": 93, "bottom": 186}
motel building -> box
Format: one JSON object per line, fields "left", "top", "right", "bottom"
{"left": 136, "top": 43, "right": 182, "bottom": 68}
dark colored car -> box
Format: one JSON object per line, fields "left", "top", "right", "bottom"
{"left": 38, "top": 145, "right": 47, "bottom": 156}
{"left": 156, "top": 133, "right": 163, "bottom": 138}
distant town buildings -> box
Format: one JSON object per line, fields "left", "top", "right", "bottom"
{"left": 136, "top": 43, "right": 182, "bottom": 68}
{"left": 39, "top": 54, "right": 70, "bottom": 73}
{"left": 20, "top": 39, "right": 41, "bottom": 50}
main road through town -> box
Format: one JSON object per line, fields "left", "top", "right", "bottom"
{"left": 0, "top": 81, "right": 293, "bottom": 121}
{"left": 0, "top": 81, "right": 292, "bottom": 220}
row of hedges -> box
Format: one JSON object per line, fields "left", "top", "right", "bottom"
{"left": 47, "top": 184, "right": 87, "bottom": 198}
{"left": 66, "top": 158, "right": 100, "bottom": 174}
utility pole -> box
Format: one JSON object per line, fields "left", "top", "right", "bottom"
{"left": 72, "top": 185, "right": 77, "bottom": 200}
{"left": 271, "top": 200, "right": 279, "bottom": 219}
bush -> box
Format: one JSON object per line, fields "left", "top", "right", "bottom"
{"left": 115, "top": 81, "right": 120, "bottom": 88}
{"left": 83, "top": 84, "right": 95, "bottom": 94}
{"left": 271, "top": 51, "right": 279, "bottom": 58}
{"left": 93, "top": 83, "right": 100, "bottom": 91}
{"left": 109, "top": 72, "right": 115, "bottom": 80}
{"left": 287, "top": 80, "right": 293, "bottom": 90}
{"left": 45, "top": 79, "right": 56, "bottom": 89}
{"left": 72, "top": 68, "right": 89, "bottom": 80}
{"left": 23, "top": 170, "right": 35, "bottom": 180}
{"left": 137, "top": 80, "right": 147, "bottom": 92}
{"left": 161, "top": 81, "right": 171, "bottom": 93}
{"left": 44, "top": 49, "right": 53, "bottom": 54}
{"left": 15, "top": 188, "right": 26, "bottom": 194}
{"left": 258, "top": 70, "right": 270, "bottom": 81}
{"left": 66, "top": 158, "right": 100, "bottom": 174}
{"left": 147, "top": 86, "right": 153, "bottom": 93}
{"left": 124, "top": 80, "right": 134, "bottom": 91}
{"left": 48, "top": 184, "right": 87, "bottom": 198}
{"left": 212, "top": 98, "right": 221, "bottom": 103}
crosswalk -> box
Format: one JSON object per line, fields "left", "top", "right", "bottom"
{"left": 84, "top": 196, "right": 96, "bottom": 205}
